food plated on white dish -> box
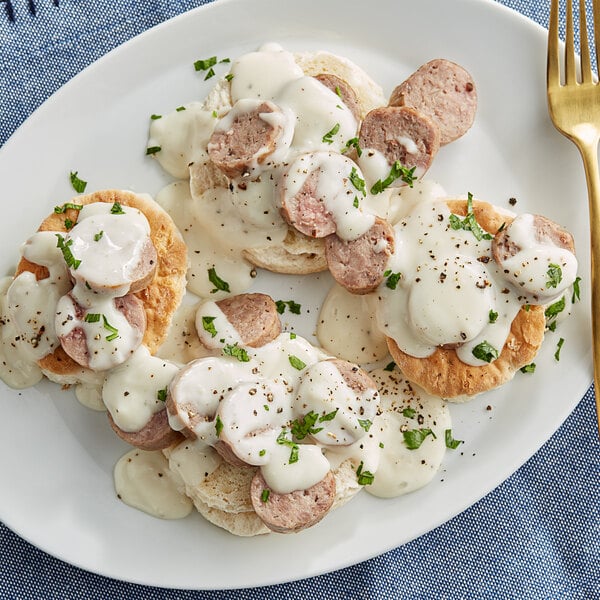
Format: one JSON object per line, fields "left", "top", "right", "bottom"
{"left": 0, "top": 0, "right": 592, "bottom": 589}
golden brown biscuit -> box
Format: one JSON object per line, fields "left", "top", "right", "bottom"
{"left": 16, "top": 189, "right": 187, "bottom": 383}
{"left": 387, "top": 199, "right": 547, "bottom": 400}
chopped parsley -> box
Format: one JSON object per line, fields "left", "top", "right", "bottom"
{"left": 402, "top": 407, "right": 416, "bottom": 419}
{"left": 448, "top": 193, "right": 492, "bottom": 241}
{"left": 225, "top": 73, "right": 234, "bottom": 82}
{"left": 261, "top": 488, "right": 270, "bottom": 503}
{"left": 349, "top": 167, "right": 366, "bottom": 196}
{"left": 335, "top": 85, "right": 342, "bottom": 98}
{"left": 472, "top": 340, "right": 499, "bottom": 363}
{"left": 545, "top": 296, "right": 566, "bottom": 322}
{"left": 520, "top": 363, "right": 536, "bottom": 374}
{"left": 204, "top": 67, "right": 216, "bottom": 80}
{"left": 288, "top": 355, "right": 306, "bottom": 370}
{"left": 64, "top": 218, "right": 74, "bottom": 230}
{"left": 555, "top": 337, "right": 565, "bottom": 361}
{"left": 94, "top": 230, "right": 104, "bottom": 242}
{"left": 275, "top": 299, "right": 301, "bottom": 315}
{"left": 322, "top": 123, "right": 340, "bottom": 144}
{"left": 215, "top": 415, "right": 224, "bottom": 437}
{"left": 489, "top": 310, "right": 498, "bottom": 323}
{"left": 342, "top": 137, "right": 362, "bottom": 157}
{"left": 370, "top": 160, "right": 416, "bottom": 194}
{"left": 176, "top": 106, "right": 186, "bottom": 112}
{"left": 69, "top": 171, "right": 87, "bottom": 194}
{"left": 403, "top": 428, "right": 436, "bottom": 450}
{"left": 358, "top": 418, "right": 372, "bottom": 432}
{"left": 157, "top": 387, "right": 168, "bottom": 402}
{"left": 384, "top": 361, "right": 396, "bottom": 372}
{"left": 353, "top": 196, "right": 359, "bottom": 209}
{"left": 291, "top": 411, "right": 323, "bottom": 439}
{"left": 110, "top": 202, "right": 125, "bottom": 215}
{"left": 259, "top": 448, "right": 267, "bottom": 456}
{"left": 356, "top": 461, "right": 375, "bottom": 485}
{"left": 319, "top": 408, "right": 338, "bottom": 422}
{"left": 102, "top": 315, "right": 119, "bottom": 342}
{"left": 546, "top": 263, "right": 563, "bottom": 289}
{"left": 208, "top": 267, "right": 231, "bottom": 293}
{"left": 572, "top": 276, "right": 582, "bottom": 303}
{"left": 445, "top": 429, "right": 463, "bottom": 449}
{"left": 150, "top": 114, "right": 162, "bottom": 120}
{"left": 276, "top": 429, "right": 299, "bottom": 464}
{"left": 84, "top": 313, "right": 101, "bottom": 323}
{"left": 194, "top": 56, "right": 217, "bottom": 71}
{"left": 146, "top": 146, "right": 161, "bottom": 155}
{"left": 289, "top": 332, "right": 297, "bottom": 340}
{"left": 55, "top": 234, "right": 81, "bottom": 270}
{"left": 54, "top": 202, "right": 83, "bottom": 214}
{"left": 222, "top": 343, "right": 250, "bottom": 362}
{"left": 201, "top": 316, "right": 218, "bottom": 338}
{"left": 383, "top": 270, "right": 402, "bottom": 290}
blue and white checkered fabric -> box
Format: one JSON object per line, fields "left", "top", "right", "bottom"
{"left": 1, "top": 0, "right": 599, "bottom": 597}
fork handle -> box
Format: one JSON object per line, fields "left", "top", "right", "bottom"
{"left": 575, "top": 138, "right": 600, "bottom": 435}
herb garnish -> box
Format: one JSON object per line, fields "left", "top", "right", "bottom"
{"left": 201, "top": 316, "right": 218, "bottom": 338}
{"left": 146, "top": 146, "right": 161, "bottom": 155}
{"left": 291, "top": 411, "right": 323, "bottom": 440}
{"left": 448, "top": 193, "right": 492, "bottom": 241}
{"left": 356, "top": 461, "right": 375, "bottom": 485}
{"left": 176, "top": 106, "right": 186, "bottom": 112}
{"left": 555, "top": 337, "right": 565, "bottom": 361}
{"left": 102, "top": 316, "right": 119, "bottom": 341}
{"left": 84, "top": 313, "right": 101, "bottom": 323}
{"left": 54, "top": 202, "right": 83, "bottom": 214}
{"left": 64, "top": 218, "right": 74, "bottom": 230}
{"left": 546, "top": 263, "right": 563, "bottom": 289}
{"left": 55, "top": 234, "right": 81, "bottom": 270}
{"left": 370, "top": 160, "right": 416, "bottom": 194}
{"left": 275, "top": 300, "right": 301, "bottom": 315}
{"left": 261, "top": 488, "right": 270, "bottom": 503}
{"left": 110, "top": 202, "right": 125, "bottom": 215}
{"left": 402, "top": 407, "right": 416, "bottom": 419}
{"left": 353, "top": 196, "right": 359, "bottom": 208}
{"left": 69, "top": 171, "right": 87, "bottom": 193}
{"left": 384, "top": 361, "right": 396, "bottom": 372}
{"left": 520, "top": 363, "right": 536, "bottom": 374}
{"left": 403, "top": 428, "right": 436, "bottom": 450}
{"left": 222, "top": 343, "right": 250, "bottom": 362}
{"left": 322, "top": 123, "right": 340, "bottom": 144}
{"left": 319, "top": 408, "right": 338, "bottom": 422}
{"left": 545, "top": 296, "right": 565, "bottom": 322}
{"left": 157, "top": 387, "right": 168, "bottom": 402}
{"left": 472, "top": 340, "right": 499, "bottom": 363}
{"left": 342, "top": 137, "right": 362, "bottom": 157}
{"left": 276, "top": 429, "right": 299, "bottom": 464}
{"left": 215, "top": 415, "right": 224, "bottom": 437}
{"left": 204, "top": 67, "right": 216, "bottom": 80}
{"left": 383, "top": 270, "right": 402, "bottom": 290}
{"left": 445, "top": 429, "right": 463, "bottom": 449}
{"left": 489, "top": 310, "right": 498, "bottom": 323}
{"left": 572, "top": 276, "right": 582, "bottom": 303}
{"left": 358, "top": 418, "right": 372, "bottom": 432}
{"left": 194, "top": 56, "right": 217, "bottom": 71}
{"left": 288, "top": 355, "right": 306, "bottom": 370}
{"left": 150, "top": 114, "right": 162, "bottom": 120}
{"left": 349, "top": 167, "right": 366, "bottom": 196}
{"left": 208, "top": 267, "right": 231, "bottom": 293}
{"left": 225, "top": 73, "right": 234, "bottom": 82}
{"left": 94, "top": 231, "right": 104, "bottom": 242}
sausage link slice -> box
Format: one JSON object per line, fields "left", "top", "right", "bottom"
{"left": 314, "top": 73, "right": 361, "bottom": 122}
{"left": 325, "top": 217, "right": 395, "bottom": 295}
{"left": 359, "top": 106, "right": 440, "bottom": 181}
{"left": 389, "top": 59, "right": 477, "bottom": 145}
{"left": 250, "top": 470, "right": 336, "bottom": 533}
{"left": 108, "top": 408, "right": 184, "bottom": 451}
{"left": 208, "top": 99, "right": 293, "bottom": 179}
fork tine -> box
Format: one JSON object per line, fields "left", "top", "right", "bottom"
{"left": 594, "top": 0, "right": 600, "bottom": 71}
{"left": 580, "top": 0, "right": 593, "bottom": 83}
{"left": 548, "top": 0, "right": 561, "bottom": 86}
{"left": 565, "top": 0, "right": 577, "bottom": 85}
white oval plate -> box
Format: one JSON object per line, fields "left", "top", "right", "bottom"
{"left": 0, "top": 0, "right": 592, "bottom": 589}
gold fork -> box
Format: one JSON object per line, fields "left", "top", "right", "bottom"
{"left": 547, "top": 0, "right": 600, "bottom": 430}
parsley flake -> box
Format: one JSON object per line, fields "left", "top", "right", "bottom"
{"left": 342, "top": 137, "right": 362, "bottom": 157}
{"left": 110, "top": 202, "right": 125, "bottom": 215}
{"left": 445, "top": 429, "right": 463, "bottom": 449}
{"left": 403, "top": 428, "right": 436, "bottom": 450}
{"left": 55, "top": 234, "right": 81, "bottom": 270}
{"left": 275, "top": 300, "right": 301, "bottom": 315}
{"left": 54, "top": 202, "right": 83, "bottom": 214}
{"left": 402, "top": 407, "right": 416, "bottom": 419}
{"left": 384, "top": 270, "right": 402, "bottom": 290}
{"left": 261, "top": 488, "right": 270, "bottom": 503}
{"left": 94, "top": 230, "right": 104, "bottom": 242}
{"left": 520, "top": 363, "right": 536, "bottom": 374}
{"left": 358, "top": 418, "right": 372, "bottom": 432}
{"left": 157, "top": 387, "right": 168, "bottom": 402}
{"left": 222, "top": 343, "right": 250, "bottom": 362}
{"left": 572, "top": 276, "right": 582, "bottom": 303}
{"left": 545, "top": 296, "right": 566, "bottom": 321}
{"left": 370, "top": 160, "right": 416, "bottom": 194}
{"left": 150, "top": 114, "right": 162, "bottom": 120}
{"left": 201, "top": 316, "right": 218, "bottom": 338}
{"left": 349, "top": 167, "right": 366, "bottom": 196}
{"left": 384, "top": 361, "right": 396, "bottom": 372}
{"left": 84, "top": 313, "right": 101, "bottom": 323}
{"left": 276, "top": 429, "right": 299, "bottom": 464}
{"left": 489, "top": 310, "right": 498, "bottom": 323}
{"left": 472, "top": 340, "right": 499, "bottom": 363}
{"left": 448, "top": 193, "right": 492, "bottom": 241}
{"left": 322, "top": 123, "right": 340, "bottom": 144}
{"left": 555, "top": 337, "right": 565, "bottom": 361}
{"left": 356, "top": 461, "right": 375, "bottom": 485}
{"left": 291, "top": 411, "right": 323, "bottom": 440}
{"left": 102, "top": 315, "right": 119, "bottom": 342}
{"left": 69, "top": 171, "right": 87, "bottom": 193}
{"left": 208, "top": 267, "right": 231, "bottom": 293}
{"left": 288, "top": 355, "right": 306, "bottom": 370}
{"left": 194, "top": 56, "right": 217, "bottom": 71}
{"left": 319, "top": 408, "right": 338, "bottom": 422}
{"left": 176, "top": 106, "right": 186, "bottom": 112}
{"left": 546, "top": 263, "right": 563, "bottom": 289}
{"left": 146, "top": 146, "right": 161, "bottom": 155}
{"left": 204, "top": 67, "right": 216, "bottom": 80}
{"left": 215, "top": 415, "right": 224, "bottom": 436}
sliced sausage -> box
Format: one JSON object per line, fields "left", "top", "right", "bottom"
{"left": 492, "top": 213, "right": 577, "bottom": 301}
{"left": 250, "top": 470, "right": 336, "bottom": 533}
{"left": 359, "top": 106, "right": 440, "bottom": 180}
{"left": 208, "top": 99, "right": 292, "bottom": 179}
{"left": 314, "top": 73, "right": 361, "bottom": 121}
{"left": 107, "top": 408, "right": 184, "bottom": 451}
{"left": 325, "top": 217, "right": 395, "bottom": 294}
{"left": 389, "top": 59, "right": 477, "bottom": 145}
{"left": 56, "top": 293, "right": 146, "bottom": 369}
{"left": 328, "top": 358, "right": 378, "bottom": 396}
{"left": 217, "top": 293, "right": 281, "bottom": 348}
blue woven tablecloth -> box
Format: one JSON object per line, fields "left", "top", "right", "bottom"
{"left": 1, "top": 0, "right": 599, "bottom": 597}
